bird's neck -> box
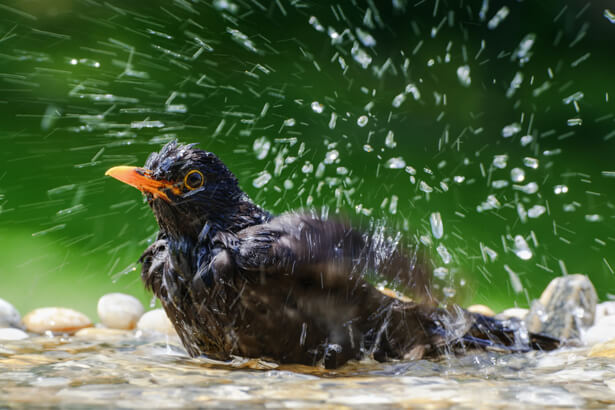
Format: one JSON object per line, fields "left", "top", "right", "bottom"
{"left": 160, "top": 198, "right": 271, "bottom": 247}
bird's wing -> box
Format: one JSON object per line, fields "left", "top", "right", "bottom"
{"left": 224, "top": 213, "right": 433, "bottom": 300}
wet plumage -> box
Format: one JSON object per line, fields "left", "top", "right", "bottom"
{"left": 106, "top": 141, "right": 558, "bottom": 368}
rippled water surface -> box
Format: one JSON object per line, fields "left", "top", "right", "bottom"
{"left": 2, "top": 333, "right": 615, "bottom": 408}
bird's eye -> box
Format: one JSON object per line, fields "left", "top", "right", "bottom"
{"left": 183, "top": 170, "right": 204, "bottom": 190}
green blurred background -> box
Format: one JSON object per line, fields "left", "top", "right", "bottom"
{"left": 1, "top": 0, "right": 613, "bottom": 320}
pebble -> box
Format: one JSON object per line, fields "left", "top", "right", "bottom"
{"left": 467, "top": 304, "right": 495, "bottom": 317}
{"left": 583, "top": 315, "right": 615, "bottom": 345}
{"left": 75, "top": 327, "right": 132, "bottom": 341}
{"left": 23, "top": 307, "right": 92, "bottom": 334}
{"left": 137, "top": 309, "right": 177, "bottom": 336}
{"left": 97, "top": 293, "right": 144, "bottom": 330}
{"left": 588, "top": 339, "right": 615, "bottom": 359}
{"left": 596, "top": 301, "right": 615, "bottom": 321}
{"left": 0, "top": 298, "right": 21, "bottom": 328}
{"left": 0, "top": 328, "right": 29, "bottom": 340}
{"left": 525, "top": 274, "right": 597, "bottom": 341}
{"left": 496, "top": 307, "right": 528, "bottom": 320}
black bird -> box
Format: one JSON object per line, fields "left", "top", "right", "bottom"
{"left": 105, "top": 141, "right": 558, "bottom": 368}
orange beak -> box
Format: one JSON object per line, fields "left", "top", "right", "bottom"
{"left": 105, "top": 166, "right": 180, "bottom": 202}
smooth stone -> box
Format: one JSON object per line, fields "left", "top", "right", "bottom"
{"left": 588, "top": 339, "right": 615, "bottom": 359}
{"left": 467, "top": 304, "right": 495, "bottom": 317}
{"left": 0, "top": 327, "right": 29, "bottom": 340}
{"left": 74, "top": 327, "right": 132, "bottom": 341}
{"left": 137, "top": 309, "right": 177, "bottom": 336}
{"left": 23, "top": 307, "right": 92, "bottom": 334}
{"left": 496, "top": 307, "right": 529, "bottom": 320}
{"left": 583, "top": 315, "right": 615, "bottom": 345}
{"left": 596, "top": 301, "right": 615, "bottom": 321}
{"left": 97, "top": 293, "right": 144, "bottom": 330}
{"left": 525, "top": 274, "right": 597, "bottom": 341}
{"left": 0, "top": 298, "right": 21, "bottom": 328}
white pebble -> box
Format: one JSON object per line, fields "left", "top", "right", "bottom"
{"left": 467, "top": 304, "right": 495, "bottom": 317}
{"left": 75, "top": 327, "right": 131, "bottom": 340}
{"left": 137, "top": 309, "right": 177, "bottom": 336}
{"left": 0, "top": 298, "right": 21, "bottom": 328}
{"left": 583, "top": 315, "right": 615, "bottom": 346}
{"left": 596, "top": 302, "right": 615, "bottom": 321}
{"left": 97, "top": 293, "right": 144, "bottom": 330}
{"left": 0, "top": 328, "right": 29, "bottom": 340}
{"left": 23, "top": 307, "right": 92, "bottom": 334}
{"left": 496, "top": 307, "right": 529, "bottom": 320}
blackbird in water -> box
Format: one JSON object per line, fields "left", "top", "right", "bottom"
{"left": 106, "top": 141, "right": 558, "bottom": 368}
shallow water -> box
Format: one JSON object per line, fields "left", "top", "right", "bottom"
{"left": 2, "top": 333, "right": 614, "bottom": 408}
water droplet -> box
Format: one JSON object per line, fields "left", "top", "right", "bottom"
{"left": 384, "top": 130, "right": 396, "bottom": 148}
{"left": 504, "top": 265, "right": 524, "bottom": 294}
{"left": 517, "top": 203, "right": 527, "bottom": 224}
{"left": 454, "top": 175, "right": 465, "bottom": 183}
{"left": 585, "top": 214, "right": 603, "bottom": 222}
{"left": 419, "top": 181, "right": 433, "bottom": 193}
{"left": 456, "top": 65, "right": 471, "bottom": 87}
{"left": 252, "top": 136, "right": 271, "bottom": 160}
{"left": 434, "top": 267, "right": 448, "bottom": 280}
{"left": 324, "top": 150, "right": 339, "bottom": 164}
{"left": 405, "top": 166, "right": 416, "bottom": 175}
{"left": 392, "top": 93, "right": 406, "bottom": 108}
{"left": 523, "top": 157, "right": 539, "bottom": 169}
{"left": 520, "top": 135, "right": 533, "bottom": 146}
{"left": 430, "top": 212, "right": 444, "bottom": 239}
{"left": 477, "top": 194, "right": 501, "bottom": 212}
{"left": 363, "top": 144, "right": 373, "bottom": 152}
{"left": 355, "top": 28, "right": 376, "bottom": 47}
{"left": 515, "top": 33, "right": 536, "bottom": 61}
{"left": 513, "top": 182, "right": 539, "bottom": 194}
{"left": 487, "top": 6, "right": 510, "bottom": 30}
{"left": 311, "top": 101, "right": 324, "bottom": 114}
{"left": 513, "top": 235, "right": 533, "bottom": 260}
{"left": 443, "top": 287, "right": 456, "bottom": 298}
{"left": 405, "top": 83, "right": 421, "bottom": 100}
{"left": 252, "top": 171, "right": 272, "bottom": 188}
{"left": 351, "top": 42, "right": 372, "bottom": 69}
{"left": 563, "top": 91, "right": 584, "bottom": 104}
{"left": 284, "top": 118, "right": 296, "bottom": 127}
{"left": 389, "top": 195, "right": 398, "bottom": 214}
{"left": 328, "top": 112, "right": 337, "bottom": 129}
{"left": 437, "top": 244, "right": 452, "bottom": 264}
{"left": 308, "top": 16, "right": 325, "bottom": 32}
{"left": 511, "top": 167, "right": 525, "bottom": 182}
{"left": 567, "top": 118, "right": 583, "bottom": 126}
{"left": 301, "top": 162, "right": 313, "bottom": 174}
{"left": 315, "top": 163, "right": 325, "bottom": 178}
{"left": 553, "top": 184, "right": 568, "bottom": 195}
{"left": 283, "top": 179, "right": 294, "bottom": 190}
{"left": 385, "top": 157, "right": 406, "bottom": 169}
{"left": 492, "top": 154, "right": 508, "bottom": 169}
{"left": 604, "top": 9, "right": 615, "bottom": 23}
{"left": 480, "top": 243, "right": 498, "bottom": 262}
{"left": 336, "top": 167, "right": 348, "bottom": 175}
{"left": 528, "top": 205, "right": 546, "bottom": 218}
{"left": 492, "top": 180, "right": 509, "bottom": 189}
{"left": 357, "top": 115, "right": 369, "bottom": 127}
{"left": 502, "top": 123, "right": 521, "bottom": 138}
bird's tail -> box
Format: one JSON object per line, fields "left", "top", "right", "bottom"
{"left": 429, "top": 309, "right": 559, "bottom": 354}
{"left": 456, "top": 313, "right": 559, "bottom": 353}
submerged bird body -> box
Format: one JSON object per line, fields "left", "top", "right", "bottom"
{"left": 106, "top": 141, "right": 557, "bottom": 368}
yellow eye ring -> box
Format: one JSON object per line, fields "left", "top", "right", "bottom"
{"left": 184, "top": 170, "right": 204, "bottom": 190}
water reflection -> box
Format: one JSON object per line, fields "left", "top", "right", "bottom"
{"left": 1, "top": 333, "right": 613, "bottom": 408}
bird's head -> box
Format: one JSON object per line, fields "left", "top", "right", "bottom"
{"left": 106, "top": 141, "right": 244, "bottom": 239}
